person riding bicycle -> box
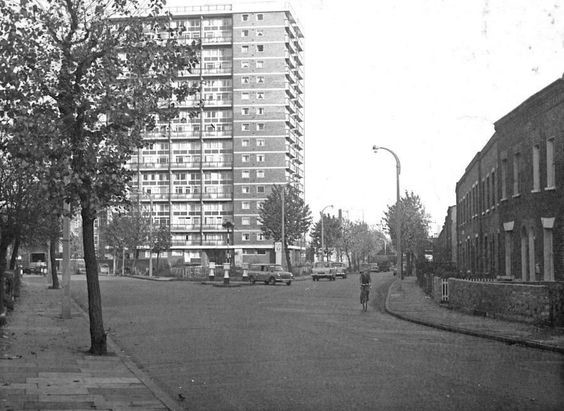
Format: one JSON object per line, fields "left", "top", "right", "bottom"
{"left": 360, "top": 269, "right": 371, "bottom": 304}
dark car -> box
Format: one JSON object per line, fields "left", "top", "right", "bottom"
{"left": 248, "top": 264, "right": 293, "bottom": 285}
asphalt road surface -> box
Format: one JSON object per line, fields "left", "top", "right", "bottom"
{"left": 70, "top": 273, "right": 564, "bottom": 411}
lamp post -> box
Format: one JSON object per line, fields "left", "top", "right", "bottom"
{"left": 372, "top": 145, "right": 402, "bottom": 280}
{"left": 137, "top": 191, "right": 153, "bottom": 277}
{"left": 320, "top": 205, "right": 333, "bottom": 262}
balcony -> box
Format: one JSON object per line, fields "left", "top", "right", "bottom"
{"left": 170, "top": 192, "right": 202, "bottom": 201}
{"left": 285, "top": 36, "right": 296, "bottom": 53}
{"left": 285, "top": 99, "right": 296, "bottom": 114}
{"left": 171, "top": 162, "right": 201, "bottom": 169}
{"left": 202, "top": 160, "right": 233, "bottom": 169}
{"left": 295, "top": 152, "right": 303, "bottom": 164}
{"left": 202, "top": 33, "right": 232, "bottom": 45}
{"left": 171, "top": 224, "right": 201, "bottom": 231}
{"left": 203, "top": 129, "right": 232, "bottom": 139}
{"left": 285, "top": 114, "right": 297, "bottom": 129}
{"left": 285, "top": 83, "right": 296, "bottom": 99}
{"left": 284, "top": 53, "right": 296, "bottom": 69}
{"left": 286, "top": 144, "right": 296, "bottom": 158}
{"left": 285, "top": 131, "right": 296, "bottom": 144}
{"left": 132, "top": 162, "right": 170, "bottom": 170}
{"left": 201, "top": 191, "right": 232, "bottom": 200}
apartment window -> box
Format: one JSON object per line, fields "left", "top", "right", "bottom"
{"left": 241, "top": 45, "right": 249, "bottom": 53}
{"left": 242, "top": 201, "right": 250, "bottom": 210}
{"left": 242, "top": 76, "right": 250, "bottom": 84}
{"left": 501, "top": 158, "right": 508, "bottom": 199}
{"left": 242, "top": 139, "right": 249, "bottom": 147}
{"left": 256, "top": 107, "right": 265, "bottom": 115}
{"left": 546, "top": 138, "right": 555, "bottom": 189}
{"left": 513, "top": 152, "right": 521, "bottom": 196}
{"left": 257, "top": 186, "right": 265, "bottom": 193}
{"left": 241, "top": 107, "right": 249, "bottom": 115}
{"left": 242, "top": 217, "right": 250, "bottom": 226}
{"left": 242, "top": 186, "right": 250, "bottom": 194}
{"left": 491, "top": 170, "right": 496, "bottom": 206}
{"left": 256, "top": 123, "right": 265, "bottom": 131}
{"left": 256, "top": 154, "right": 265, "bottom": 162}
{"left": 242, "top": 170, "right": 250, "bottom": 178}
{"left": 241, "top": 92, "right": 249, "bottom": 100}
{"left": 242, "top": 233, "right": 250, "bottom": 241}
{"left": 241, "top": 29, "right": 249, "bottom": 37}
{"left": 241, "top": 123, "right": 250, "bottom": 131}
{"left": 256, "top": 91, "right": 265, "bottom": 99}
{"left": 256, "top": 139, "right": 265, "bottom": 147}
{"left": 256, "top": 30, "right": 264, "bottom": 36}
{"left": 242, "top": 14, "right": 249, "bottom": 21}
{"left": 257, "top": 45, "right": 264, "bottom": 52}
{"left": 242, "top": 154, "right": 249, "bottom": 163}
{"left": 256, "top": 60, "right": 264, "bottom": 69}
{"left": 485, "top": 176, "right": 490, "bottom": 210}
{"left": 241, "top": 61, "right": 249, "bottom": 68}
{"left": 256, "top": 13, "right": 263, "bottom": 20}
{"left": 532, "top": 144, "right": 541, "bottom": 192}
{"left": 257, "top": 169, "right": 265, "bottom": 178}
{"left": 257, "top": 233, "right": 265, "bottom": 241}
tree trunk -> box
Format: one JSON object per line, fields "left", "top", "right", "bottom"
{"left": 9, "top": 237, "right": 20, "bottom": 270}
{"left": 284, "top": 241, "right": 292, "bottom": 274}
{"left": 0, "top": 242, "right": 8, "bottom": 319}
{"left": 156, "top": 251, "right": 160, "bottom": 274}
{"left": 81, "top": 210, "right": 107, "bottom": 355}
{"left": 49, "top": 235, "right": 60, "bottom": 289}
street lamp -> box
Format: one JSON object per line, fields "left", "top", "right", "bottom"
{"left": 222, "top": 220, "right": 235, "bottom": 266}
{"left": 320, "top": 205, "right": 333, "bottom": 262}
{"left": 137, "top": 191, "right": 153, "bottom": 277}
{"left": 373, "top": 145, "right": 402, "bottom": 280}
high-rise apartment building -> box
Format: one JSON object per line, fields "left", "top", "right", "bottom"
{"left": 129, "top": 2, "right": 304, "bottom": 265}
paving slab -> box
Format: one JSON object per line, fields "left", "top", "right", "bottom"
{"left": 0, "top": 278, "right": 181, "bottom": 411}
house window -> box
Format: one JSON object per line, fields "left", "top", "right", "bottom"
{"left": 242, "top": 217, "right": 250, "bottom": 225}
{"left": 256, "top": 139, "right": 265, "bottom": 147}
{"left": 242, "top": 76, "right": 250, "bottom": 84}
{"left": 242, "top": 155, "right": 249, "bottom": 163}
{"left": 241, "top": 61, "right": 249, "bottom": 68}
{"left": 241, "top": 139, "right": 249, "bottom": 147}
{"left": 242, "top": 186, "right": 250, "bottom": 194}
{"left": 241, "top": 29, "right": 249, "bottom": 37}
{"left": 256, "top": 107, "right": 265, "bottom": 115}
{"left": 241, "top": 45, "right": 249, "bottom": 53}
{"left": 242, "top": 170, "right": 250, "bottom": 178}
{"left": 256, "top": 13, "right": 263, "bottom": 21}
{"left": 533, "top": 144, "right": 541, "bottom": 192}
{"left": 256, "top": 123, "right": 265, "bottom": 131}
{"left": 257, "top": 185, "right": 265, "bottom": 193}
{"left": 546, "top": 138, "right": 555, "bottom": 189}
{"left": 242, "top": 233, "right": 250, "bottom": 241}
{"left": 241, "top": 92, "right": 249, "bottom": 100}
{"left": 257, "top": 233, "right": 265, "bottom": 241}
{"left": 257, "top": 169, "right": 265, "bottom": 178}
{"left": 257, "top": 45, "right": 264, "bottom": 52}
{"left": 491, "top": 170, "right": 496, "bottom": 207}
{"left": 256, "top": 60, "right": 264, "bottom": 69}
{"left": 513, "top": 152, "right": 521, "bottom": 196}
{"left": 501, "top": 158, "right": 508, "bottom": 200}
{"left": 242, "top": 201, "right": 250, "bottom": 210}
{"left": 241, "top": 107, "right": 249, "bottom": 115}
{"left": 256, "top": 30, "right": 264, "bottom": 36}
{"left": 242, "top": 123, "right": 250, "bottom": 131}
{"left": 256, "top": 91, "right": 264, "bottom": 99}
{"left": 256, "top": 76, "right": 265, "bottom": 84}
{"left": 256, "top": 154, "right": 265, "bottom": 162}
{"left": 242, "top": 14, "right": 249, "bottom": 21}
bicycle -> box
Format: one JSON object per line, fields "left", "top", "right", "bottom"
{"left": 360, "top": 284, "right": 370, "bottom": 312}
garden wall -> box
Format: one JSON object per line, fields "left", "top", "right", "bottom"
{"left": 448, "top": 279, "right": 564, "bottom": 327}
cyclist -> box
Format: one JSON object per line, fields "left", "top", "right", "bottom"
{"left": 360, "top": 268, "right": 371, "bottom": 311}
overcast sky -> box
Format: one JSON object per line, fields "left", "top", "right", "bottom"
{"left": 171, "top": 0, "right": 564, "bottom": 234}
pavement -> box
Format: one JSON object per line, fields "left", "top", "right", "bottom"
{"left": 1, "top": 275, "right": 562, "bottom": 411}
{"left": 385, "top": 276, "right": 564, "bottom": 354}
{"left": 0, "top": 276, "right": 181, "bottom": 411}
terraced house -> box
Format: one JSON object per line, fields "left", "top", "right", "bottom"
{"left": 128, "top": 2, "right": 305, "bottom": 265}
{"left": 455, "top": 76, "right": 564, "bottom": 281}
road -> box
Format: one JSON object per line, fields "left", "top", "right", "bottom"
{"left": 71, "top": 273, "right": 564, "bottom": 411}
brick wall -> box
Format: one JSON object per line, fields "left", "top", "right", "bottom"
{"left": 448, "top": 278, "right": 564, "bottom": 326}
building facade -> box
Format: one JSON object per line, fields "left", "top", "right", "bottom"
{"left": 129, "top": 2, "right": 305, "bottom": 265}
{"left": 455, "top": 77, "right": 564, "bottom": 281}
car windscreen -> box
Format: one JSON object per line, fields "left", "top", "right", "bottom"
{"left": 272, "top": 266, "right": 284, "bottom": 271}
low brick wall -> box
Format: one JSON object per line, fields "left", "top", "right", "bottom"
{"left": 448, "top": 279, "right": 564, "bottom": 327}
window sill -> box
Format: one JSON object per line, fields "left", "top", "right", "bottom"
{"left": 500, "top": 197, "right": 507, "bottom": 202}
{"left": 531, "top": 189, "right": 541, "bottom": 193}
{"left": 544, "top": 186, "right": 556, "bottom": 191}
{"left": 512, "top": 193, "right": 521, "bottom": 199}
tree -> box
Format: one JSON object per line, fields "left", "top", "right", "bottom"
{"left": 152, "top": 223, "right": 172, "bottom": 273}
{"left": 258, "top": 184, "right": 312, "bottom": 272}
{"left": 382, "top": 191, "right": 431, "bottom": 276}
{"left": 310, "top": 215, "right": 342, "bottom": 261}
{"left": 0, "top": 0, "right": 199, "bottom": 354}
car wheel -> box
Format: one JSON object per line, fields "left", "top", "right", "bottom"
{"left": 269, "top": 277, "right": 276, "bottom": 286}
{"left": 264, "top": 280, "right": 269, "bottom": 285}
{"left": 286, "top": 280, "right": 291, "bottom": 286}
{"left": 249, "top": 276, "right": 256, "bottom": 285}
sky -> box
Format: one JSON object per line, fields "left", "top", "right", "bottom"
{"left": 170, "top": 0, "right": 564, "bottom": 234}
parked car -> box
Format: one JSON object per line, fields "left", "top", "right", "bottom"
{"left": 248, "top": 264, "right": 293, "bottom": 286}
{"left": 311, "top": 262, "right": 336, "bottom": 281}
{"left": 378, "top": 261, "right": 391, "bottom": 272}
{"left": 331, "top": 262, "right": 347, "bottom": 279}
{"left": 360, "top": 263, "right": 379, "bottom": 273}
